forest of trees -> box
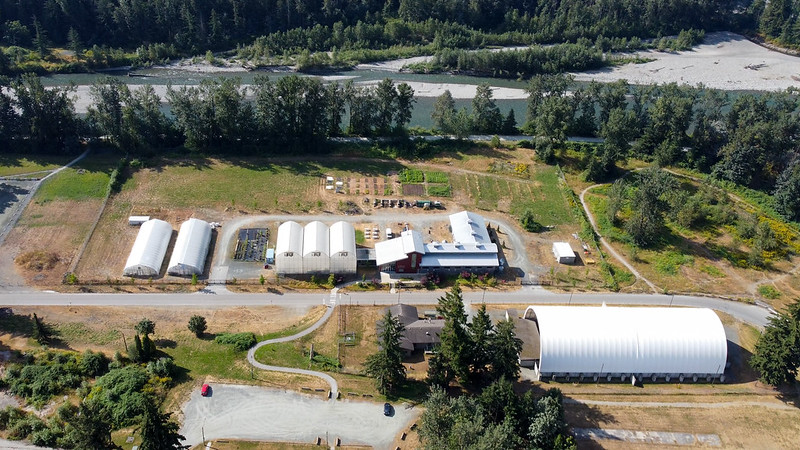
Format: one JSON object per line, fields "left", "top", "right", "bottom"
{"left": 3, "top": 71, "right": 800, "bottom": 223}
{"left": 0, "top": 0, "right": 796, "bottom": 74}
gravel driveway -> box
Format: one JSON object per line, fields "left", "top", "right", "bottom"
{"left": 180, "top": 384, "right": 419, "bottom": 448}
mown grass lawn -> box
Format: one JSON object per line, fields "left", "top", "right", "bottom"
{"left": 35, "top": 156, "right": 117, "bottom": 201}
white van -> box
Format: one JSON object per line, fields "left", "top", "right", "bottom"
{"left": 386, "top": 227, "right": 394, "bottom": 239}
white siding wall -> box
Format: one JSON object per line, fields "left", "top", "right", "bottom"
{"left": 167, "top": 218, "right": 212, "bottom": 276}
{"left": 124, "top": 219, "right": 173, "bottom": 277}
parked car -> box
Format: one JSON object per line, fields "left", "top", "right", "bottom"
{"left": 383, "top": 402, "right": 392, "bottom": 416}
{"left": 201, "top": 383, "right": 211, "bottom": 396}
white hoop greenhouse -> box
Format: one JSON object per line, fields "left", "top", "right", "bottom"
{"left": 167, "top": 218, "right": 212, "bottom": 276}
{"left": 123, "top": 219, "right": 173, "bottom": 277}
{"left": 303, "top": 221, "right": 330, "bottom": 274}
{"left": 329, "top": 221, "right": 356, "bottom": 274}
{"left": 522, "top": 305, "right": 728, "bottom": 382}
{"left": 276, "top": 221, "right": 304, "bottom": 274}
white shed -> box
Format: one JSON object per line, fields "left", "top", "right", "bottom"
{"left": 123, "top": 219, "right": 173, "bottom": 277}
{"left": 167, "top": 218, "right": 212, "bottom": 276}
{"left": 329, "top": 221, "right": 356, "bottom": 274}
{"left": 303, "top": 221, "right": 330, "bottom": 273}
{"left": 276, "top": 221, "right": 304, "bottom": 274}
{"left": 128, "top": 215, "right": 151, "bottom": 226}
{"left": 552, "top": 242, "right": 576, "bottom": 264}
{"left": 522, "top": 305, "right": 728, "bottom": 382}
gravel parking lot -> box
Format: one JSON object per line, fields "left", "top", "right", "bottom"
{"left": 180, "top": 384, "right": 419, "bottom": 448}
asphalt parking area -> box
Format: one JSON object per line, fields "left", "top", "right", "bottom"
{"left": 180, "top": 384, "right": 419, "bottom": 448}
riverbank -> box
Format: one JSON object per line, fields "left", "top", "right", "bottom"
{"left": 571, "top": 31, "right": 800, "bottom": 91}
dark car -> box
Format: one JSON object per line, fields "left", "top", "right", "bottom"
{"left": 201, "top": 384, "right": 211, "bottom": 397}
{"left": 383, "top": 402, "right": 392, "bottom": 416}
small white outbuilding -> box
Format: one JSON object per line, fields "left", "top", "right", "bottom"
{"left": 276, "top": 221, "right": 304, "bottom": 274}
{"left": 329, "top": 221, "right": 357, "bottom": 274}
{"left": 552, "top": 242, "right": 576, "bottom": 264}
{"left": 167, "top": 218, "right": 212, "bottom": 276}
{"left": 124, "top": 219, "right": 173, "bottom": 277}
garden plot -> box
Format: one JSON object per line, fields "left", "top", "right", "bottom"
{"left": 234, "top": 228, "right": 270, "bottom": 261}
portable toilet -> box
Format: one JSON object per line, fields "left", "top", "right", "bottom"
{"left": 266, "top": 248, "right": 275, "bottom": 265}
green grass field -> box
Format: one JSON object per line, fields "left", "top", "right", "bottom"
{"left": 35, "top": 157, "right": 116, "bottom": 202}
{"left": 450, "top": 166, "right": 573, "bottom": 225}
{"left": 138, "top": 158, "right": 404, "bottom": 210}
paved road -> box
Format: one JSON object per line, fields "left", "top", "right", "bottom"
{"left": 179, "top": 384, "right": 418, "bottom": 448}
{"left": 0, "top": 286, "right": 773, "bottom": 327}
{"left": 247, "top": 302, "right": 339, "bottom": 399}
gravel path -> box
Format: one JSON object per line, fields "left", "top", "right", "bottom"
{"left": 565, "top": 398, "right": 797, "bottom": 411}
{"left": 246, "top": 301, "right": 339, "bottom": 399}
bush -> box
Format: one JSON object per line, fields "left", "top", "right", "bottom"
{"left": 214, "top": 332, "right": 257, "bottom": 351}
{"left": 147, "top": 357, "right": 177, "bottom": 378}
{"left": 80, "top": 350, "right": 109, "bottom": 377}
{"left": 91, "top": 366, "right": 150, "bottom": 427}
{"left": 757, "top": 285, "right": 782, "bottom": 299}
{"left": 188, "top": 315, "right": 207, "bottom": 337}
{"left": 520, "top": 209, "right": 544, "bottom": 232}
{"left": 4, "top": 352, "right": 86, "bottom": 407}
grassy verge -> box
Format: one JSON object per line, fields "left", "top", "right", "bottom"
{"left": 0, "top": 155, "right": 71, "bottom": 176}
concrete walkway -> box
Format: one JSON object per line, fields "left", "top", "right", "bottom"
{"left": 246, "top": 294, "right": 339, "bottom": 399}
{"left": 574, "top": 428, "right": 722, "bottom": 447}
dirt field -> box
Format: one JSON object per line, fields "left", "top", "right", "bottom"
{"left": 2, "top": 199, "right": 104, "bottom": 286}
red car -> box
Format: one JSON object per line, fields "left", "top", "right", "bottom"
{"left": 201, "top": 384, "right": 210, "bottom": 396}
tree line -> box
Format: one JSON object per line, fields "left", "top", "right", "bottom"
{"left": 0, "top": 74, "right": 419, "bottom": 154}
{"left": 509, "top": 76, "right": 800, "bottom": 223}
{"left": 1, "top": 1, "right": 793, "bottom": 74}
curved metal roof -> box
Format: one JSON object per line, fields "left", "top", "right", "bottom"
{"left": 167, "top": 218, "right": 212, "bottom": 276}
{"left": 303, "top": 221, "right": 329, "bottom": 257}
{"left": 124, "top": 219, "right": 172, "bottom": 277}
{"left": 524, "top": 305, "right": 727, "bottom": 375}
{"left": 329, "top": 221, "right": 356, "bottom": 255}
{"left": 276, "top": 221, "right": 303, "bottom": 255}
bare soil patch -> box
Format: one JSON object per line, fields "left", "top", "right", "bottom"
{"left": 3, "top": 199, "right": 103, "bottom": 286}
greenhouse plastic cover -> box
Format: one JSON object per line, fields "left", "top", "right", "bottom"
{"left": 167, "top": 218, "right": 212, "bottom": 276}
{"left": 524, "top": 305, "right": 727, "bottom": 375}
{"left": 124, "top": 219, "right": 172, "bottom": 276}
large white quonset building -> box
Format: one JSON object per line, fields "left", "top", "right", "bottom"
{"left": 329, "top": 221, "right": 357, "bottom": 274}
{"left": 275, "top": 221, "right": 304, "bottom": 274}
{"left": 167, "top": 218, "right": 212, "bottom": 276}
{"left": 123, "top": 219, "right": 173, "bottom": 277}
{"left": 521, "top": 305, "right": 728, "bottom": 382}
{"left": 303, "top": 221, "right": 330, "bottom": 273}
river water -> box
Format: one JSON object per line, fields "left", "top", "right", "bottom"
{"left": 40, "top": 67, "right": 531, "bottom": 129}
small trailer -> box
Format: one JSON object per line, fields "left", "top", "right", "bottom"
{"left": 128, "top": 215, "right": 151, "bottom": 226}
